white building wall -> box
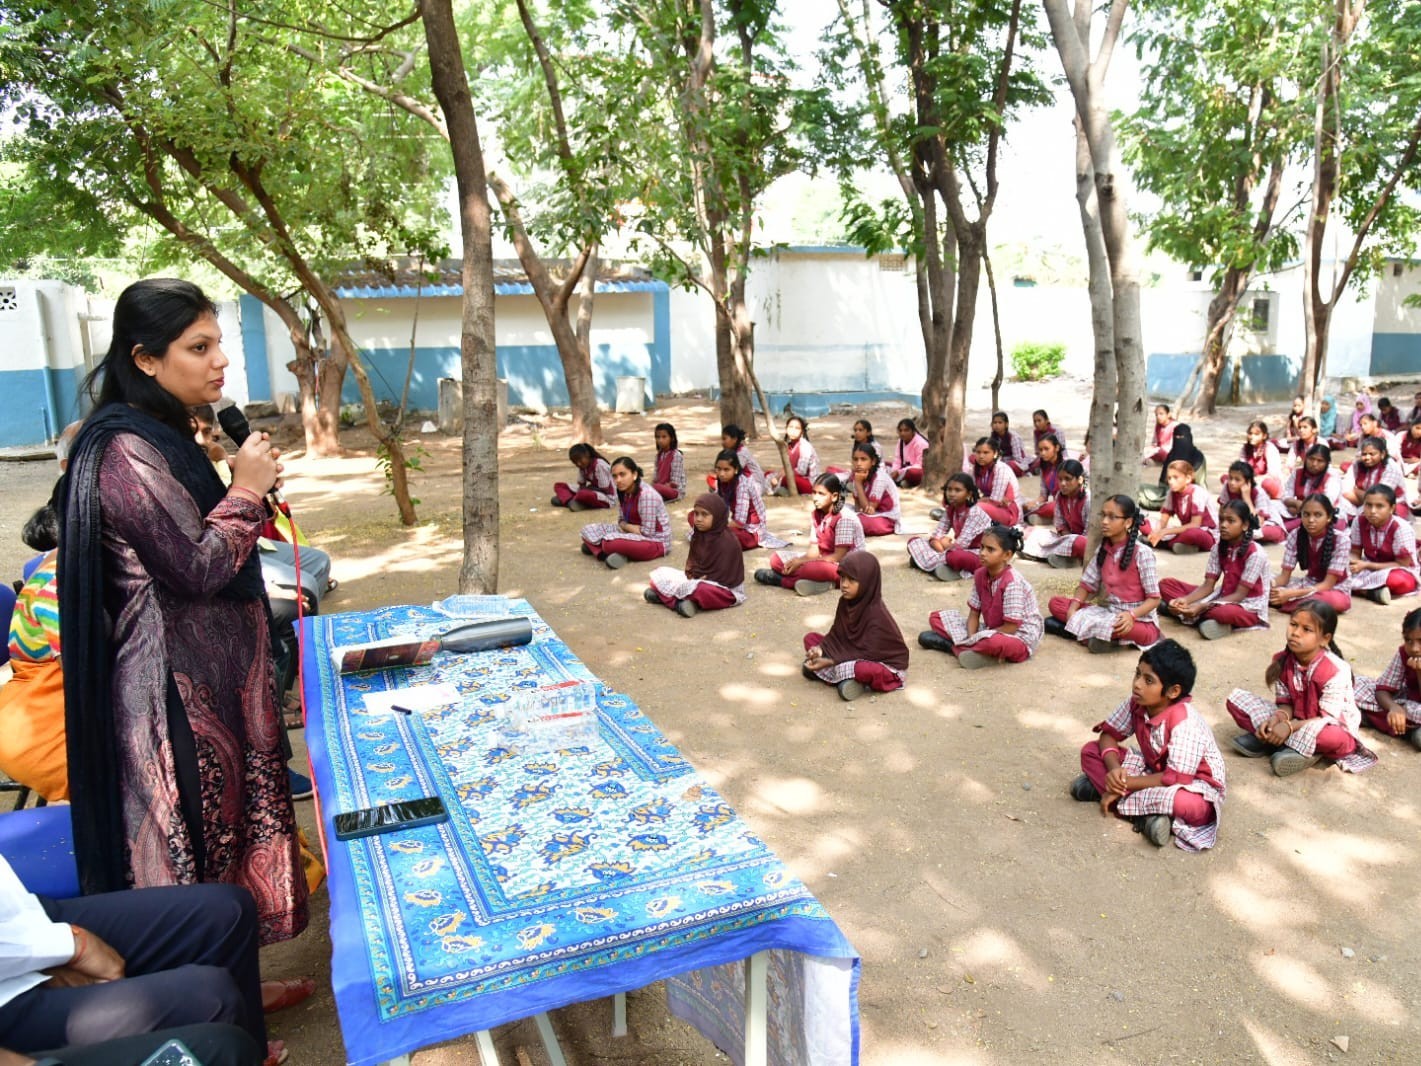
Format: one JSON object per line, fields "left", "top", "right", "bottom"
{"left": 669, "top": 287, "right": 717, "bottom": 392}
{"left": 1374, "top": 265, "right": 1421, "bottom": 334}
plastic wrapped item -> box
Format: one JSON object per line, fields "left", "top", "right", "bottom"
{"left": 500, "top": 680, "right": 600, "bottom": 753}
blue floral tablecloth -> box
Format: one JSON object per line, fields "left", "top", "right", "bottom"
{"left": 302, "top": 596, "right": 859, "bottom": 1066}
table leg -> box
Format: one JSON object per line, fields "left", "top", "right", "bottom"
{"left": 612, "top": 991, "right": 628, "bottom": 1037}
{"left": 534, "top": 1012, "right": 569, "bottom": 1066}
{"left": 744, "top": 950, "right": 769, "bottom": 1066}
{"left": 475, "top": 1029, "right": 499, "bottom": 1065}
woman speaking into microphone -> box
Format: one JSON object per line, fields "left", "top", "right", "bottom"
{"left": 57, "top": 278, "right": 308, "bottom": 948}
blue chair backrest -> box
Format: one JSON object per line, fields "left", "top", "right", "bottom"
{"left": 0, "top": 581, "right": 15, "bottom": 667}
{"left": 0, "top": 804, "right": 79, "bottom": 898}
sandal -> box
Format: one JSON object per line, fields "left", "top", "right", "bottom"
{"left": 262, "top": 976, "right": 316, "bottom": 1014}
{"left": 281, "top": 692, "right": 304, "bottom": 731}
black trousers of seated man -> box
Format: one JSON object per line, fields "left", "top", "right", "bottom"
{"left": 31, "top": 1022, "right": 260, "bottom": 1066}
{"left": 0, "top": 882, "right": 266, "bottom": 1056}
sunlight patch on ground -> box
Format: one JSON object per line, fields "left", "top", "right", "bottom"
{"left": 1210, "top": 869, "right": 1303, "bottom": 931}
{"left": 1015, "top": 708, "right": 1086, "bottom": 737}
{"left": 1239, "top": 1017, "right": 1315, "bottom": 1066}
{"left": 1341, "top": 977, "right": 1408, "bottom": 1025}
{"left": 902, "top": 685, "right": 952, "bottom": 712}
{"left": 859, "top": 1037, "right": 992, "bottom": 1065}
{"left": 952, "top": 927, "right": 1051, "bottom": 992}
{"left": 717, "top": 682, "right": 781, "bottom": 707}
{"left": 749, "top": 776, "right": 826, "bottom": 816}
{"left": 951, "top": 776, "right": 995, "bottom": 804}
{"left": 1271, "top": 827, "right": 1407, "bottom": 906}
{"left": 1253, "top": 952, "right": 1333, "bottom": 1012}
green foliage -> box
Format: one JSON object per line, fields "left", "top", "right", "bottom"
{"left": 1010, "top": 341, "right": 1065, "bottom": 382}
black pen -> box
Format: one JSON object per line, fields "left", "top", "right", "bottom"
{"left": 391, "top": 704, "right": 415, "bottom": 715}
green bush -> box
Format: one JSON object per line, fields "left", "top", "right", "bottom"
{"left": 1010, "top": 341, "right": 1066, "bottom": 381}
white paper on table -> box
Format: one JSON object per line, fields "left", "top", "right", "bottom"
{"left": 358, "top": 683, "right": 462, "bottom": 717}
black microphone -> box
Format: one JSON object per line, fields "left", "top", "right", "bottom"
{"left": 216, "top": 399, "right": 290, "bottom": 516}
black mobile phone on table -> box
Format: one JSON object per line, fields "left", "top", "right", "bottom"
{"left": 333, "top": 796, "right": 449, "bottom": 840}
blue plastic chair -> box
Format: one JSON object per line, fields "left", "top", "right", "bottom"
{"left": 0, "top": 804, "right": 79, "bottom": 898}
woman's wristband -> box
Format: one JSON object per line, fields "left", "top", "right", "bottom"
{"left": 227, "top": 485, "right": 264, "bottom": 506}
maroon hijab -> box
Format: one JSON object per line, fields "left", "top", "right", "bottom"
{"left": 819, "top": 551, "right": 909, "bottom": 670}
{"left": 686, "top": 493, "right": 744, "bottom": 588}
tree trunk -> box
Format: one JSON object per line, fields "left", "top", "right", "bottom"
{"left": 916, "top": 182, "right": 958, "bottom": 493}
{"left": 711, "top": 234, "right": 754, "bottom": 430}
{"left": 487, "top": 171, "right": 603, "bottom": 443}
{"left": 985, "top": 247, "right": 1005, "bottom": 415}
{"left": 422, "top": 0, "right": 500, "bottom": 592}
{"left": 944, "top": 232, "right": 983, "bottom": 484}
{"left": 1192, "top": 268, "right": 1250, "bottom": 416}
{"left": 313, "top": 358, "right": 344, "bottom": 453}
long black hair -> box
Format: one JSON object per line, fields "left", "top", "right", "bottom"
{"left": 944, "top": 471, "right": 979, "bottom": 506}
{"left": 813, "top": 471, "right": 846, "bottom": 513}
{"left": 722, "top": 423, "right": 747, "bottom": 447}
{"left": 983, "top": 523, "right": 1023, "bottom": 555}
{"left": 654, "top": 422, "right": 679, "bottom": 450}
{"left": 611, "top": 456, "right": 643, "bottom": 499}
{"left": 1096, "top": 493, "right": 1143, "bottom": 572}
{"left": 784, "top": 415, "right": 809, "bottom": 444}
{"left": 1218, "top": 497, "right": 1257, "bottom": 563}
{"left": 569, "top": 442, "right": 606, "bottom": 465}
{"left": 1268, "top": 597, "right": 1343, "bottom": 686}
{"left": 1059, "top": 458, "right": 1086, "bottom": 490}
{"left": 852, "top": 440, "right": 881, "bottom": 483}
{"left": 1294, "top": 492, "right": 1338, "bottom": 577}
{"left": 83, "top": 278, "right": 218, "bottom": 435}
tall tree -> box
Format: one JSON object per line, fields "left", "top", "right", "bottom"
{"left": 421, "top": 0, "right": 501, "bottom": 593}
{"left": 610, "top": 0, "right": 806, "bottom": 438}
{"left": 1122, "top": 0, "right": 1309, "bottom": 415}
{"left": 1298, "top": 0, "right": 1421, "bottom": 410}
{"left": 0, "top": 0, "right": 447, "bottom": 501}
{"left": 1041, "top": 0, "right": 1146, "bottom": 514}
{"left": 826, "top": 0, "right": 1047, "bottom": 491}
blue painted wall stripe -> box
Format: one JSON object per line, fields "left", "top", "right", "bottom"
{"left": 239, "top": 294, "right": 272, "bottom": 403}
{"left": 341, "top": 343, "right": 658, "bottom": 411}
{"left": 1370, "top": 333, "right": 1421, "bottom": 376}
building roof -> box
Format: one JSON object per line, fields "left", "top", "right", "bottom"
{"left": 333, "top": 258, "right": 667, "bottom": 299}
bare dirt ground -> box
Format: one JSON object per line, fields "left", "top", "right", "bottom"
{"left": 6, "top": 375, "right": 1421, "bottom": 1066}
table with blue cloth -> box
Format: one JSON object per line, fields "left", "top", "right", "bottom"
{"left": 301, "top": 596, "right": 860, "bottom": 1066}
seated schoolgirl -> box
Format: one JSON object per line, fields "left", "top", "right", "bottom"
{"left": 1023, "top": 434, "right": 1067, "bottom": 524}
{"left": 580, "top": 457, "right": 672, "bottom": 568}
{"left": 1028, "top": 409, "right": 1067, "bottom": 472}
{"left": 710, "top": 423, "right": 769, "bottom": 493}
{"left": 1378, "top": 396, "right": 1404, "bottom": 432}
{"left": 970, "top": 436, "right": 1022, "bottom": 526}
{"left": 1022, "top": 459, "right": 1089, "bottom": 568}
{"left": 651, "top": 422, "right": 687, "bottom": 501}
{"left": 1340, "top": 435, "right": 1409, "bottom": 520}
{"left": 1159, "top": 500, "right": 1271, "bottom": 640}
{"left": 552, "top": 442, "right": 614, "bottom": 510}
{"left": 1225, "top": 598, "right": 1376, "bottom": 775}
{"left": 708, "top": 449, "right": 774, "bottom": 551}
{"left": 1069, "top": 639, "right": 1225, "bottom": 851}
{"left": 917, "top": 524, "right": 1043, "bottom": 669}
{"left": 886, "top": 418, "right": 929, "bottom": 487}
{"left": 775, "top": 415, "right": 820, "bottom": 495}
{"left": 1319, "top": 396, "right": 1340, "bottom": 445}
{"left": 906, "top": 473, "right": 992, "bottom": 581}
{"left": 1282, "top": 415, "right": 1321, "bottom": 471}
{"left": 1236, "top": 419, "right": 1283, "bottom": 498}
{"left": 1346, "top": 484, "right": 1419, "bottom": 605}
{"left": 823, "top": 418, "right": 880, "bottom": 476}
{"left": 1342, "top": 392, "right": 1374, "bottom": 449}
{"left": 646, "top": 494, "right": 744, "bottom": 617}
{"left": 1355, "top": 411, "right": 1402, "bottom": 461}
{"left": 1280, "top": 443, "right": 1340, "bottom": 527}
{"left": 1271, "top": 493, "right": 1351, "bottom": 615}
{"left": 1138, "top": 424, "right": 1205, "bottom": 511}
{"left": 1401, "top": 419, "right": 1421, "bottom": 479}
{"left": 756, "top": 473, "right": 864, "bottom": 596}
{"left": 1147, "top": 460, "right": 1217, "bottom": 555}
{"left": 1045, "top": 494, "right": 1163, "bottom": 654}
{"left": 1353, "top": 607, "right": 1421, "bottom": 749}
{"left": 989, "top": 411, "right": 1031, "bottom": 476}
{"left": 801, "top": 550, "right": 909, "bottom": 702}
{"left": 847, "top": 441, "right": 902, "bottom": 536}
{"left": 1141, "top": 404, "right": 1176, "bottom": 466}
{"left": 1218, "top": 460, "right": 1286, "bottom": 544}
{"left": 1284, "top": 395, "right": 1306, "bottom": 442}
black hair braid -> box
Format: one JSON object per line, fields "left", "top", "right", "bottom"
{"left": 1320, "top": 524, "right": 1337, "bottom": 580}
{"left": 1234, "top": 511, "right": 1258, "bottom": 564}
{"left": 1121, "top": 511, "right": 1142, "bottom": 570}
{"left": 1295, "top": 523, "right": 1312, "bottom": 573}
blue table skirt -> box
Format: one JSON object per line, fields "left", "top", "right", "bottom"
{"left": 302, "top": 596, "right": 859, "bottom": 1066}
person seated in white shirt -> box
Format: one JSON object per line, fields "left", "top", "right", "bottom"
{"left": 0, "top": 856, "right": 276, "bottom": 1066}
